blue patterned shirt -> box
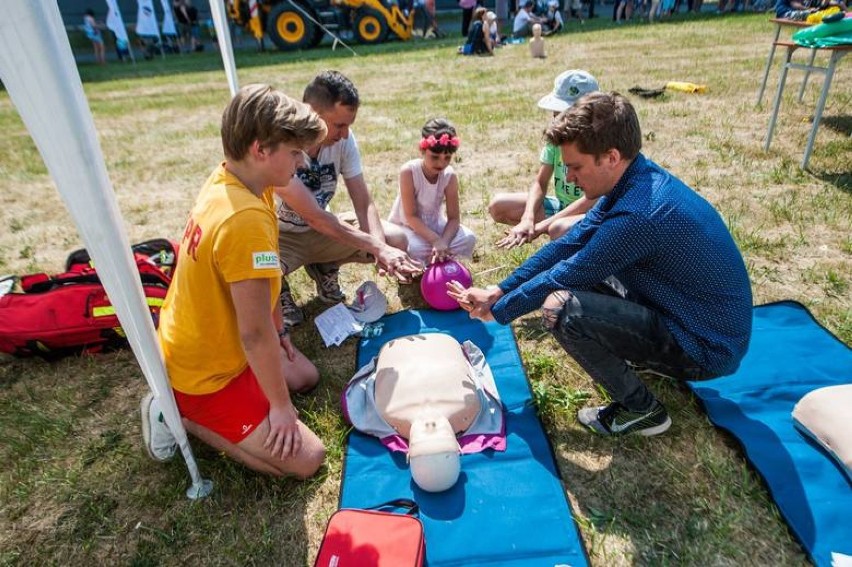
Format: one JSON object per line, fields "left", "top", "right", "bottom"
{"left": 491, "top": 154, "right": 752, "bottom": 375}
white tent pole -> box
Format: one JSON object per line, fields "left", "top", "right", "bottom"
{"left": 208, "top": 0, "right": 239, "bottom": 97}
{"left": 0, "top": 0, "right": 212, "bottom": 500}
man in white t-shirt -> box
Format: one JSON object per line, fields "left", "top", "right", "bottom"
{"left": 513, "top": 0, "right": 544, "bottom": 36}
{"left": 275, "top": 70, "right": 422, "bottom": 327}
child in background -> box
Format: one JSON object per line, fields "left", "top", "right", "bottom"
{"left": 488, "top": 70, "right": 601, "bottom": 248}
{"left": 388, "top": 119, "right": 476, "bottom": 265}
{"left": 544, "top": 0, "right": 564, "bottom": 34}
{"left": 486, "top": 11, "right": 503, "bottom": 45}
{"left": 83, "top": 9, "right": 106, "bottom": 65}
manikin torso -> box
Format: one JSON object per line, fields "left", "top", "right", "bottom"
{"left": 374, "top": 333, "right": 481, "bottom": 441}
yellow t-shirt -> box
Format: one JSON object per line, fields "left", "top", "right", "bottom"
{"left": 158, "top": 163, "right": 282, "bottom": 395}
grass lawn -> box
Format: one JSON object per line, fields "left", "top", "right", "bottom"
{"left": 1, "top": 10, "right": 850, "bottom": 566}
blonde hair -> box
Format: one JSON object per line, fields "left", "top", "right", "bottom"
{"left": 221, "top": 84, "right": 327, "bottom": 160}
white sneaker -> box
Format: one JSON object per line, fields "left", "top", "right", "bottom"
{"left": 141, "top": 392, "right": 177, "bottom": 462}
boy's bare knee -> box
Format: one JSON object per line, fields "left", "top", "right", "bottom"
{"left": 289, "top": 442, "right": 326, "bottom": 479}
{"left": 291, "top": 365, "right": 320, "bottom": 393}
{"left": 488, "top": 197, "right": 506, "bottom": 223}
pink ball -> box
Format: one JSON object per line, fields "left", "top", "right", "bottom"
{"left": 420, "top": 259, "right": 473, "bottom": 311}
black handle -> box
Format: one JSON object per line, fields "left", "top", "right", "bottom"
{"left": 369, "top": 498, "right": 419, "bottom": 516}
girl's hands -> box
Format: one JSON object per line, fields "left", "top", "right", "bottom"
{"left": 430, "top": 238, "right": 451, "bottom": 264}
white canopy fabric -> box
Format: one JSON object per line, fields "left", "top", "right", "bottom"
{"left": 105, "top": 0, "right": 130, "bottom": 44}
{"left": 105, "top": 0, "right": 137, "bottom": 63}
{"left": 0, "top": 1, "right": 214, "bottom": 498}
{"left": 209, "top": 0, "right": 240, "bottom": 96}
{"left": 160, "top": 0, "right": 178, "bottom": 37}
{"left": 135, "top": 0, "right": 160, "bottom": 37}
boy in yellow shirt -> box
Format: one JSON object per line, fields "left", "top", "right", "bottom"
{"left": 142, "top": 85, "right": 328, "bottom": 477}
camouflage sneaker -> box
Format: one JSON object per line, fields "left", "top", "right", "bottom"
{"left": 305, "top": 263, "right": 345, "bottom": 304}
{"left": 577, "top": 401, "right": 671, "bottom": 437}
{"left": 280, "top": 278, "right": 304, "bottom": 328}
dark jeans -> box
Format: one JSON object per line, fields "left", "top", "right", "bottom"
{"left": 544, "top": 287, "right": 713, "bottom": 411}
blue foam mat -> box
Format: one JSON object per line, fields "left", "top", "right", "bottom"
{"left": 687, "top": 301, "right": 852, "bottom": 567}
{"left": 341, "top": 309, "right": 589, "bottom": 567}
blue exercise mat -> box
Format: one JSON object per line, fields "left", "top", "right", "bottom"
{"left": 687, "top": 301, "right": 852, "bottom": 567}
{"left": 341, "top": 309, "right": 589, "bottom": 567}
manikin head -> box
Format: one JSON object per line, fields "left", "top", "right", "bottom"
{"left": 408, "top": 415, "right": 461, "bottom": 492}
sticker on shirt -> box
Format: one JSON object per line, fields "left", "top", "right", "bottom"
{"left": 252, "top": 251, "right": 279, "bottom": 270}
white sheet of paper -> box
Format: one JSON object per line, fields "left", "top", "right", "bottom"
{"left": 314, "top": 303, "right": 363, "bottom": 347}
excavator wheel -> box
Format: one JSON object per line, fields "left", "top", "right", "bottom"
{"left": 266, "top": 2, "right": 320, "bottom": 50}
{"left": 353, "top": 8, "right": 389, "bottom": 44}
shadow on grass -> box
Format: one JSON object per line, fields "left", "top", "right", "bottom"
{"left": 813, "top": 170, "right": 851, "bottom": 194}
{"left": 821, "top": 115, "right": 852, "bottom": 138}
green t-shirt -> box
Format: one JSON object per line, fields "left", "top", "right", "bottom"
{"left": 540, "top": 143, "right": 583, "bottom": 208}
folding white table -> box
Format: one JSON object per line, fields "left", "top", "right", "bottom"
{"left": 763, "top": 40, "right": 851, "bottom": 169}
{"left": 756, "top": 18, "right": 812, "bottom": 106}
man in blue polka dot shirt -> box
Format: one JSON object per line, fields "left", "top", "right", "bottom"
{"left": 449, "top": 91, "right": 752, "bottom": 437}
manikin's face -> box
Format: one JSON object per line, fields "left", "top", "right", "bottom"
{"left": 317, "top": 102, "right": 358, "bottom": 146}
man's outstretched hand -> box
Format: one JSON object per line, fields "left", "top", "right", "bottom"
{"left": 376, "top": 246, "right": 423, "bottom": 283}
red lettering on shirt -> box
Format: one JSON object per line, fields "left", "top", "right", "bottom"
{"left": 182, "top": 217, "right": 203, "bottom": 261}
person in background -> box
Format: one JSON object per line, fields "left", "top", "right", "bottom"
{"left": 463, "top": 7, "right": 495, "bottom": 55}
{"left": 450, "top": 92, "right": 752, "bottom": 438}
{"left": 543, "top": 0, "right": 564, "bottom": 33}
{"left": 513, "top": 0, "right": 546, "bottom": 36}
{"left": 486, "top": 11, "right": 503, "bottom": 45}
{"left": 774, "top": 0, "right": 818, "bottom": 19}
{"left": 142, "top": 85, "right": 328, "bottom": 477}
{"left": 83, "top": 8, "right": 106, "bottom": 65}
{"left": 387, "top": 118, "right": 476, "bottom": 265}
{"left": 460, "top": 0, "right": 478, "bottom": 36}
{"left": 489, "top": 70, "right": 600, "bottom": 248}
{"left": 174, "top": 0, "right": 203, "bottom": 52}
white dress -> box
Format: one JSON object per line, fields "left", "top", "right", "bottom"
{"left": 388, "top": 159, "right": 476, "bottom": 264}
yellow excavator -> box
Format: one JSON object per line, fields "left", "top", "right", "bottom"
{"left": 228, "top": 0, "right": 417, "bottom": 51}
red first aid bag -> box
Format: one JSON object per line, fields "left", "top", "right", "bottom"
{"left": 0, "top": 239, "right": 176, "bottom": 359}
{"left": 314, "top": 499, "right": 425, "bottom": 567}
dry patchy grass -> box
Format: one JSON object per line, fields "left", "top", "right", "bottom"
{"left": 1, "top": 12, "right": 849, "bottom": 566}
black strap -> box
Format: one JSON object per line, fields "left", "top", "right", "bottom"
{"left": 368, "top": 498, "right": 419, "bottom": 516}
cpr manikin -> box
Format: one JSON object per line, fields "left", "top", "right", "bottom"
{"left": 344, "top": 333, "right": 505, "bottom": 493}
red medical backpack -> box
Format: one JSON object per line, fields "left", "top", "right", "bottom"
{"left": 0, "top": 239, "right": 176, "bottom": 359}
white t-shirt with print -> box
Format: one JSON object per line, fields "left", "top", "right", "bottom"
{"left": 276, "top": 132, "right": 363, "bottom": 233}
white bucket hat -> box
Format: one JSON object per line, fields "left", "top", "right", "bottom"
{"left": 537, "top": 69, "right": 600, "bottom": 113}
{"left": 347, "top": 281, "right": 387, "bottom": 323}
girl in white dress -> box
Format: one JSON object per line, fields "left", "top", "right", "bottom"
{"left": 388, "top": 119, "right": 477, "bottom": 265}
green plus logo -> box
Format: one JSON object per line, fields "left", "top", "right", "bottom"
{"left": 252, "top": 251, "right": 279, "bottom": 269}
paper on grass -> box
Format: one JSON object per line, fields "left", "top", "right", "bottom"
{"left": 315, "top": 303, "right": 362, "bottom": 347}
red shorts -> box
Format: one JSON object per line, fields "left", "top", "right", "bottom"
{"left": 174, "top": 365, "right": 269, "bottom": 443}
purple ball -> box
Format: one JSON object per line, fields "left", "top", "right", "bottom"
{"left": 420, "top": 259, "right": 473, "bottom": 311}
